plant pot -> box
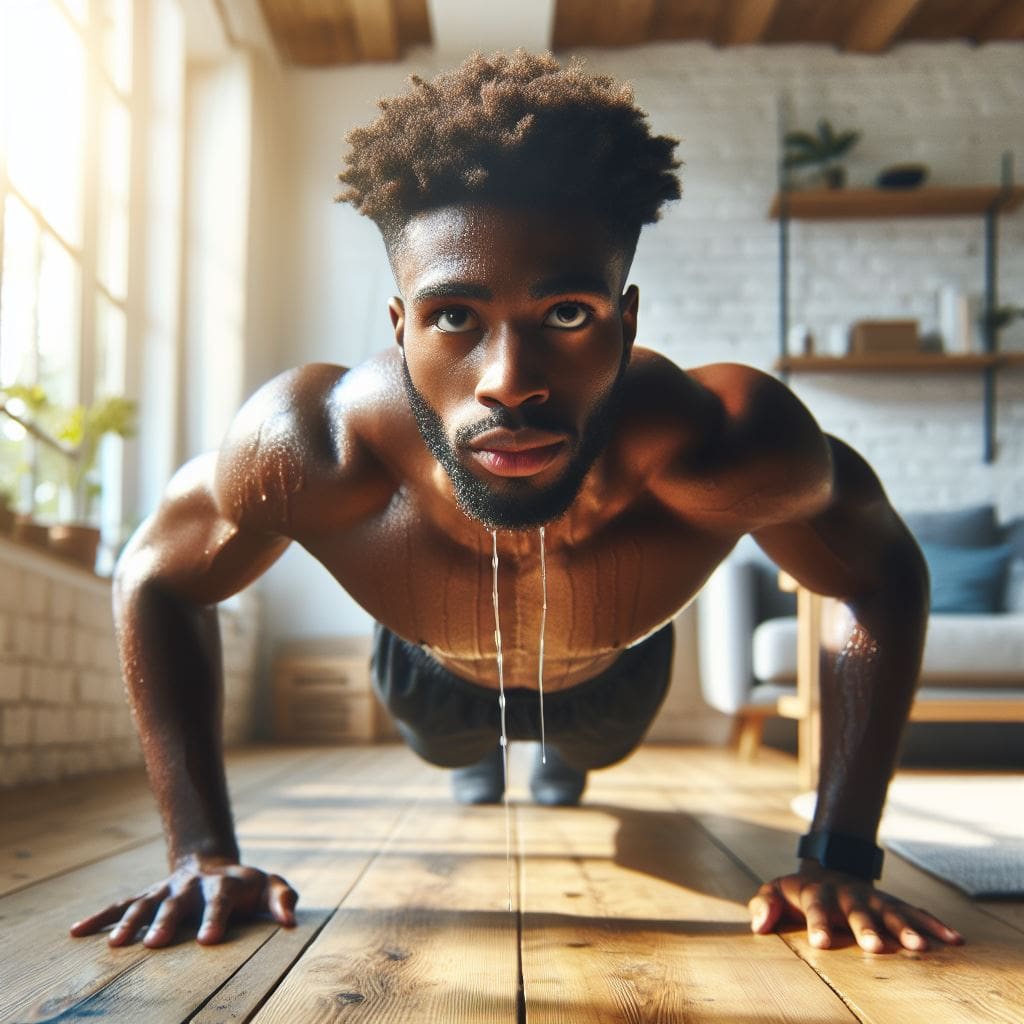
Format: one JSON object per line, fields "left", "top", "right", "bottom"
{"left": 13, "top": 515, "right": 51, "bottom": 549}
{"left": 48, "top": 523, "right": 101, "bottom": 570}
{"left": 823, "top": 165, "right": 846, "bottom": 189}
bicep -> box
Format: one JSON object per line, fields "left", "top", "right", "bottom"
{"left": 116, "top": 452, "right": 291, "bottom": 607}
{"left": 751, "top": 436, "right": 925, "bottom": 603}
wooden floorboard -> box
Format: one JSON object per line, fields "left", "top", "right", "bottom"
{"left": 2, "top": 743, "right": 1021, "bottom": 1024}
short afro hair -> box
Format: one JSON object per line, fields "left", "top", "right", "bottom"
{"left": 337, "top": 50, "right": 681, "bottom": 251}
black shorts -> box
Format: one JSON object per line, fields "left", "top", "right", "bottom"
{"left": 370, "top": 623, "right": 674, "bottom": 771}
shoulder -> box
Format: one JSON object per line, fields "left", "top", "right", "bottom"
{"left": 623, "top": 354, "right": 833, "bottom": 530}
{"left": 214, "top": 357, "right": 405, "bottom": 533}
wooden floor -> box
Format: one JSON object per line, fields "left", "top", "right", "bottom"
{"left": 2, "top": 744, "right": 1022, "bottom": 1023}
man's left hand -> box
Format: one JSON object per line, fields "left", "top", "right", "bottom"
{"left": 748, "top": 863, "right": 964, "bottom": 952}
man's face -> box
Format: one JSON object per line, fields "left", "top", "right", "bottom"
{"left": 388, "top": 203, "right": 639, "bottom": 530}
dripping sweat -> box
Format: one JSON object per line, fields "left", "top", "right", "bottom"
{"left": 490, "top": 526, "right": 548, "bottom": 909}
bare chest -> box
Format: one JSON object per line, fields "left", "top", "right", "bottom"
{"left": 301, "top": 496, "right": 733, "bottom": 690}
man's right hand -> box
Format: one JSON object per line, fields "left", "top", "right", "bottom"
{"left": 69, "top": 855, "right": 298, "bottom": 947}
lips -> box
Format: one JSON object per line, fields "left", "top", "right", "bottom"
{"left": 467, "top": 428, "right": 568, "bottom": 478}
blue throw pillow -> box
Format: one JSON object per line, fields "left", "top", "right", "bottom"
{"left": 919, "top": 542, "right": 1012, "bottom": 614}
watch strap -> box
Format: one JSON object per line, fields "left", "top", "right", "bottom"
{"left": 797, "top": 830, "right": 884, "bottom": 881}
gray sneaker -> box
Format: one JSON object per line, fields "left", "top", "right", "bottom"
{"left": 529, "top": 745, "right": 586, "bottom": 806}
{"left": 451, "top": 746, "right": 505, "bottom": 805}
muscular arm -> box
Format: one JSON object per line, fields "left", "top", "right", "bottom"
{"left": 753, "top": 436, "right": 927, "bottom": 846}
{"left": 71, "top": 363, "right": 385, "bottom": 947}
{"left": 747, "top": 438, "right": 963, "bottom": 951}
{"left": 677, "top": 366, "right": 961, "bottom": 951}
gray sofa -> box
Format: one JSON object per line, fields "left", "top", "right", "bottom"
{"left": 697, "top": 504, "right": 1024, "bottom": 760}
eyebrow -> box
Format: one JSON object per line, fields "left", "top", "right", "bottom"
{"left": 529, "top": 273, "right": 612, "bottom": 300}
{"left": 412, "top": 281, "right": 492, "bottom": 302}
{"left": 411, "top": 273, "right": 613, "bottom": 304}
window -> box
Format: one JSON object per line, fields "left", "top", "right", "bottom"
{"left": 0, "top": 0, "right": 133, "bottom": 525}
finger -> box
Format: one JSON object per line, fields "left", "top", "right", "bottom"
{"left": 901, "top": 905, "right": 964, "bottom": 946}
{"left": 880, "top": 901, "right": 963, "bottom": 949}
{"left": 800, "top": 884, "right": 834, "bottom": 949}
{"left": 197, "top": 887, "right": 237, "bottom": 945}
{"left": 143, "top": 896, "right": 191, "bottom": 948}
{"left": 748, "top": 883, "right": 784, "bottom": 934}
{"left": 845, "top": 904, "right": 885, "bottom": 953}
{"left": 70, "top": 900, "right": 134, "bottom": 937}
{"left": 267, "top": 875, "right": 299, "bottom": 927}
{"left": 108, "top": 897, "right": 159, "bottom": 947}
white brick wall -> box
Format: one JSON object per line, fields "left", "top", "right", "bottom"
{"left": 0, "top": 537, "right": 261, "bottom": 787}
{"left": 597, "top": 41, "right": 1024, "bottom": 516}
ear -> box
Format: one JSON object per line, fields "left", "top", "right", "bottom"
{"left": 388, "top": 297, "right": 405, "bottom": 348}
{"left": 620, "top": 285, "right": 639, "bottom": 361}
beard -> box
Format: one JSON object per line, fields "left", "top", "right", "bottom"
{"left": 401, "top": 356, "right": 626, "bottom": 530}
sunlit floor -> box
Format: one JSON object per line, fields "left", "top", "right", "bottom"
{"left": 2, "top": 743, "right": 1022, "bottom": 1023}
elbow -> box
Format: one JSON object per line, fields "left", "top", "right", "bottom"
{"left": 852, "top": 531, "right": 930, "bottom": 629}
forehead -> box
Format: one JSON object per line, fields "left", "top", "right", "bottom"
{"left": 391, "top": 203, "right": 629, "bottom": 298}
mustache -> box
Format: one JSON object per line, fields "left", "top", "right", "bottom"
{"left": 453, "top": 406, "right": 577, "bottom": 446}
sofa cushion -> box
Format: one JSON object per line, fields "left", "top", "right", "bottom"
{"left": 752, "top": 613, "right": 1024, "bottom": 687}
{"left": 903, "top": 504, "right": 997, "bottom": 547}
{"left": 1002, "top": 517, "right": 1024, "bottom": 613}
{"left": 752, "top": 618, "right": 799, "bottom": 683}
{"left": 920, "top": 542, "right": 1013, "bottom": 614}
{"left": 920, "top": 614, "right": 1024, "bottom": 684}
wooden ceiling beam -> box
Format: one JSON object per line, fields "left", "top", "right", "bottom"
{"left": 350, "top": 0, "right": 400, "bottom": 60}
{"left": 716, "top": 0, "right": 781, "bottom": 46}
{"left": 843, "top": 0, "right": 926, "bottom": 52}
{"left": 971, "top": 0, "right": 1024, "bottom": 42}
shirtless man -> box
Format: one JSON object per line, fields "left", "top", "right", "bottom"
{"left": 70, "top": 52, "right": 962, "bottom": 955}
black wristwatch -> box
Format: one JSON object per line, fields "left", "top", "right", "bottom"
{"left": 797, "top": 830, "right": 884, "bottom": 881}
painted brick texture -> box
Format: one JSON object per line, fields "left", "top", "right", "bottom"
{"left": 0, "top": 539, "right": 260, "bottom": 787}
{"left": 599, "top": 41, "right": 1024, "bottom": 516}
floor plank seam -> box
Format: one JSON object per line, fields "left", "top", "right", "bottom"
{"left": 4, "top": 833, "right": 165, "bottom": 900}
{"left": 777, "top": 936, "right": 869, "bottom": 1024}
{"left": 11, "top": 951, "right": 153, "bottom": 1024}
{"left": 2, "top": 751, "right": 334, "bottom": 900}
{"left": 184, "top": 926, "right": 284, "bottom": 1024}
{"left": 514, "top": 805, "right": 526, "bottom": 1024}
{"left": 210, "top": 795, "right": 423, "bottom": 1024}
{"left": 682, "top": 802, "right": 764, "bottom": 888}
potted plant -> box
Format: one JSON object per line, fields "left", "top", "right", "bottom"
{"left": 784, "top": 118, "right": 861, "bottom": 189}
{"left": 0, "top": 386, "right": 137, "bottom": 568}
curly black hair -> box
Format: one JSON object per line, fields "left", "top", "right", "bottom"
{"left": 337, "top": 50, "right": 681, "bottom": 252}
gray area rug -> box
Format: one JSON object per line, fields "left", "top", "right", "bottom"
{"left": 791, "top": 775, "right": 1024, "bottom": 898}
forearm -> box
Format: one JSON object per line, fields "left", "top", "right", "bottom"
{"left": 115, "top": 574, "right": 239, "bottom": 865}
{"left": 812, "top": 577, "right": 928, "bottom": 841}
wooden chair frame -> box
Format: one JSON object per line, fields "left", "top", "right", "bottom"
{"left": 774, "top": 573, "right": 1024, "bottom": 789}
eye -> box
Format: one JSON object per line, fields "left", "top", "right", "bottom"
{"left": 433, "top": 307, "right": 478, "bottom": 333}
{"left": 544, "top": 302, "right": 591, "bottom": 329}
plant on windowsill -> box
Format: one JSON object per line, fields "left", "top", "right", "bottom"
{"left": 783, "top": 118, "right": 862, "bottom": 189}
{"left": 0, "top": 385, "right": 137, "bottom": 569}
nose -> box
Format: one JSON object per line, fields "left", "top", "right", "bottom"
{"left": 474, "top": 329, "right": 550, "bottom": 409}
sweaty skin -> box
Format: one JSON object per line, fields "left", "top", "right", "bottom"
{"left": 71, "top": 204, "right": 962, "bottom": 953}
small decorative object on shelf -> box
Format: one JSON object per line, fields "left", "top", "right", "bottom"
{"left": 783, "top": 118, "right": 861, "bottom": 189}
{"left": 849, "top": 320, "right": 919, "bottom": 356}
{"left": 876, "top": 163, "right": 929, "bottom": 189}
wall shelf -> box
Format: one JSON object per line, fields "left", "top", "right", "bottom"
{"left": 769, "top": 185, "right": 1024, "bottom": 221}
{"left": 770, "top": 154, "right": 1020, "bottom": 463}
{"left": 775, "top": 353, "right": 1024, "bottom": 373}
